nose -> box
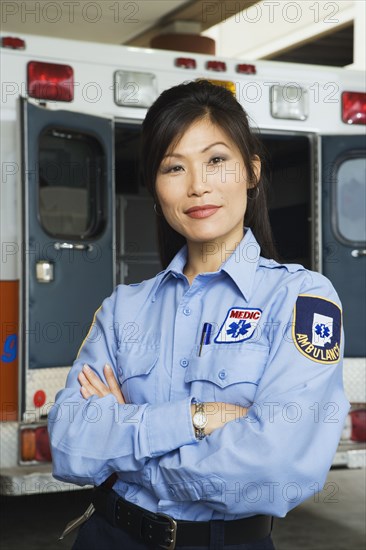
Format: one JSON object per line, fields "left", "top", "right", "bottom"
{"left": 187, "top": 163, "right": 212, "bottom": 196}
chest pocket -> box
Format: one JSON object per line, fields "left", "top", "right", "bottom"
{"left": 116, "top": 345, "right": 159, "bottom": 404}
{"left": 184, "top": 344, "right": 269, "bottom": 405}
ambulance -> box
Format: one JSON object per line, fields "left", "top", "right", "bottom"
{"left": 1, "top": 33, "right": 365, "bottom": 495}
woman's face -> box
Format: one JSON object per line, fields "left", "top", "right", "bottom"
{"left": 155, "top": 118, "right": 260, "bottom": 247}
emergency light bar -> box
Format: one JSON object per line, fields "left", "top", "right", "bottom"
{"left": 174, "top": 57, "right": 257, "bottom": 75}
{"left": 271, "top": 84, "right": 308, "bottom": 121}
{"left": 342, "top": 91, "right": 366, "bottom": 125}
{"left": 27, "top": 61, "right": 74, "bottom": 102}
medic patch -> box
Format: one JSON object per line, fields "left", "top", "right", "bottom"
{"left": 293, "top": 295, "right": 342, "bottom": 364}
{"left": 214, "top": 307, "right": 262, "bottom": 344}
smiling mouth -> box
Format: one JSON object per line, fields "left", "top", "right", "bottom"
{"left": 185, "top": 205, "right": 221, "bottom": 219}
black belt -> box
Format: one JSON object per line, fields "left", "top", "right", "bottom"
{"left": 92, "top": 485, "right": 273, "bottom": 549}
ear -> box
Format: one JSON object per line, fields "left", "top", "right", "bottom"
{"left": 249, "top": 155, "right": 261, "bottom": 188}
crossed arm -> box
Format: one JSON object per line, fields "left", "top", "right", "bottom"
{"left": 78, "top": 363, "right": 248, "bottom": 436}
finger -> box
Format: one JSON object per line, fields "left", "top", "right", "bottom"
{"left": 79, "top": 371, "right": 102, "bottom": 397}
{"left": 80, "top": 384, "right": 93, "bottom": 399}
{"left": 82, "top": 365, "right": 109, "bottom": 395}
{"left": 104, "top": 364, "right": 121, "bottom": 391}
{"left": 104, "top": 365, "right": 125, "bottom": 404}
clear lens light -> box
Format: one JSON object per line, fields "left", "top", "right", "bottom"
{"left": 271, "top": 85, "right": 308, "bottom": 121}
{"left": 114, "top": 71, "right": 157, "bottom": 108}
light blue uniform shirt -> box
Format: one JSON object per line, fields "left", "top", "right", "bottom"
{"left": 49, "top": 228, "right": 350, "bottom": 520}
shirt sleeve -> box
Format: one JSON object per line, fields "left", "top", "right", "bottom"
{"left": 122, "top": 272, "right": 350, "bottom": 518}
{"left": 48, "top": 287, "right": 196, "bottom": 487}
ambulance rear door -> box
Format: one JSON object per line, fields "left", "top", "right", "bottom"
{"left": 20, "top": 99, "right": 115, "bottom": 395}
{"left": 321, "top": 134, "right": 366, "bottom": 357}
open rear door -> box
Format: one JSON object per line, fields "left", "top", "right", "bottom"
{"left": 321, "top": 135, "right": 366, "bottom": 357}
{"left": 20, "top": 99, "right": 114, "bottom": 413}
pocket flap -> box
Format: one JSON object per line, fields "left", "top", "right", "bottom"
{"left": 185, "top": 345, "right": 269, "bottom": 388}
{"left": 117, "top": 345, "right": 159, "bottom": 380}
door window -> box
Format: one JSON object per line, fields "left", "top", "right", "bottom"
{"left": 336, "top": 156, "right": 366, "bottom": 243}
{"left": 38, "top": 128, "right": 106, "bottom": 238}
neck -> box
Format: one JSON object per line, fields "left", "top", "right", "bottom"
{"left": 184, "top": 233, "right": 244, "bottom": 281}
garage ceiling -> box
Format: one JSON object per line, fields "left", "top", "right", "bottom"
{"left": 267, "top": 24, "right": 354, "bottom": 67}
{"left": 2, "top": 1, "right": 354, "bottom": 66}
{"left": 1, "top": 0, "right": 259, "bottom": 47}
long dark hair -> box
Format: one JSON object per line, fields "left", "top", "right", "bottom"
{"left": 141, "top": 80, "right": 278, "bottom": 267}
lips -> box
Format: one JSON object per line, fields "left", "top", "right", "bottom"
{"left": 185, "top": 205, "right": 221, "bottom": 219}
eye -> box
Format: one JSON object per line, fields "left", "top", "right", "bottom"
{"left": 208, "top": 156, "right": 225, "bottom": 165}
{"left": 160, "top": 164, "right": 184, "bottom": 174}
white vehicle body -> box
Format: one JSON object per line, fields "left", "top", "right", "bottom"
{"left": 1, "top": 33, "right": 365, "bottom": 495}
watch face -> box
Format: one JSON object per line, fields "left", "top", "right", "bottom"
{"left": 193, "top": 411, "right": 207, "bottom": 429}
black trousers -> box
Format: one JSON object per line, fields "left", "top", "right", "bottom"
{"left": 72, "top": 512, "right": 276, "bottom": 550}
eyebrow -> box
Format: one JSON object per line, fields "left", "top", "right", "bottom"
{"left": 163, "top": 141, "right": 230, "bottom": 159}
{"left": 201, "top": 141, "right": 230, "bottom": 153}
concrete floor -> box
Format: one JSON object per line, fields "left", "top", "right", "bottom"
{"left": 272, "top": 468, "right": 365, "bottom": 550}
{"left": 1, "top": 468, "right": 365, "bottom": 550}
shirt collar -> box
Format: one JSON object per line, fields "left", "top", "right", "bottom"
{"left": 152, "top": 228, "right": 261, "bottom": 302}
{"left": 221, "top": 228, "right": 261, "bottom": 302}
{"left": 151, "top": 245, "right": 188, "bottom": 301}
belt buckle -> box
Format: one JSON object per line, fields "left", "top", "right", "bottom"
{"left": 157, "top": 513, "right": 177, "bottom": 550}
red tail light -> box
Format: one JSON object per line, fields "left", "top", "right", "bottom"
{"left": 350, "top": 409, "right": 366, "bottom": 442}
{"left": 342, "top": 91, "right": 366, "bottom": 125}
{"left": 34, "top": 426, "right": 52, "bottom": 462}
{"left": 20, "top": 424, "right": 52, "bottom": 463}
{"left": 27, "top": 61, "right": 74, "bottom": 102}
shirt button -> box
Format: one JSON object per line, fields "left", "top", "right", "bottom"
{"left": 169, "top": 487, "right": 175, "bottom": 496}
{"left": 218, "top": 370, "right": 227, "bottom": 380}
{"left": 183, "top": 307, "right": 191, "bottom": 316}
{"left": 180, "top": 358, "right": 189, "bottom": 368}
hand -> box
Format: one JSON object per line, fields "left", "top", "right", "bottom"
{"left": 191, "top": 402, "right": 248, "bottom": 436}
{"left": 78, "top": 364, "right": 125, "bottom": 405}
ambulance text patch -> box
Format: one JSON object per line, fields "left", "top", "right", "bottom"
{"left": 293, "top": 295, "right": 342, "bottom": 364}
{"left": 214, "top": 308, "right": 262, "bottom": 344}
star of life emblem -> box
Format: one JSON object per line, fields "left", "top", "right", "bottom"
{"left": 312, "top": 313, "right": 333, "bottom": 347}
{"left": 214, "top": 308, "right": 262, "bottom": 343}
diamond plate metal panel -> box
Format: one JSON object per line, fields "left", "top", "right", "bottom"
{"left": 0, "top": 422, "right": 18, "bottom": 468}
{"left": 24, "top": 366, "right": 70, "bottom": 421}
{"left": 343, "top": 358, "right": 366, "bottom": 404}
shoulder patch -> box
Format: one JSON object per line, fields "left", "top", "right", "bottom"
{"left": 214, "top": 307, "right": 262, "bottom": 343}
{"left": 293, "top": 295, "right": 342, "bottom": 364}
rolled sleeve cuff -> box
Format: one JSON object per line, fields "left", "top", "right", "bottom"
{"left": 146, "top": 397, "right": 196, "bottom": 456}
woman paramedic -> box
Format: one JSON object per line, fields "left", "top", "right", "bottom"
{"left": 48, "top": 80, "right": 349, "bottom": 550}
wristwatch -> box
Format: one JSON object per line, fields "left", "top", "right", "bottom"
{"left": 192, "top": 402, "right": 208, "bottom": 440}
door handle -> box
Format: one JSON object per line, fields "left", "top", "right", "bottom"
{"left": 54, "top": 242, "right": 94, "bottom": 252}
{"left": 351, "top": 249, "right": 366, "bottom": 258}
